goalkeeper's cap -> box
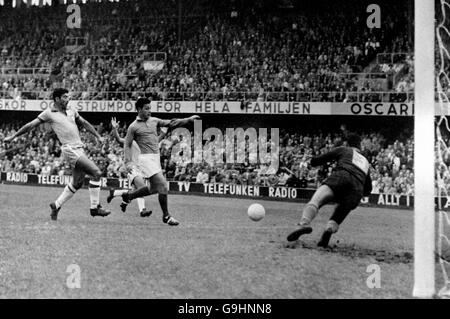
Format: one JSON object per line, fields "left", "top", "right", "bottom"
{"left": 347, "top": 133, "right": 361, "bottom": 148}
{"left": 135, "top": 97, "right": 151, "bottom": 110}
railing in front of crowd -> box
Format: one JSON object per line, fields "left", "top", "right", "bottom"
{"left": 0, "top": 90, "right": 415, "bottom": 102}
{"left": 55, "top": 52, "right": 165, "bottom": 60}
{"left": 0, "top": 52, "right": 166, "bottom": 72}
{"left": 376, "top": 52, "right": 412, "bottom": 65}
{"left": 337, "top": 72, "right": 389, "bottom": 90}
{"left": 65, "top": 36, "right": 88, "bottom": 47}
{"left": 338, "top": 72, "right": 387, "bottom": 79}
{"left": 0, "top": 68, "right": 51, "bottom": 78}
{"left": 0, "top": 14, "right": 206, "bottom": 24}
{"left": 143, "top": 52, "right": 167, "bottom": 61}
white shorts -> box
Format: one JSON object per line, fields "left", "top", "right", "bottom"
{"left": 139, "top": 153, "right": 162, "bottom": 178}
{"left": 61, "top": 144, "right": 85, "bottom": 169}
{"left": 127, "top": 163, "right": 144, "bottom": 184}
{"left": 128, "top": 153, "right": 162, "bottom": 181}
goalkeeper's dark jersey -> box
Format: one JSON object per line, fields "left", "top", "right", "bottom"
{"left": 311, "top": 146, "right": 370, "bottom": 186}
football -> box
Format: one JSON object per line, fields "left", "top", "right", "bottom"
{"left": 247, "top": 203, "right": 265, "bottom": 221}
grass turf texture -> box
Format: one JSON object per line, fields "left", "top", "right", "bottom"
{"left": 0, "top": 183, "right": 435, "bottom": 299}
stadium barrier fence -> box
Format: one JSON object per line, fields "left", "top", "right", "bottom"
{"left": 0, "top": 171, "right": 431, "bottom": 210}
{"left": 0, "top": 91, "right": 415, "bottom": 103}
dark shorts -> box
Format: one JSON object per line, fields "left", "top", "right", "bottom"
{"left": 323, "top": 169, "right": 364, "bottom": 210}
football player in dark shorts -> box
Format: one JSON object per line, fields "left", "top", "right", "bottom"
{"left": 287, "top": 133, "right": 372, "bottom": 247}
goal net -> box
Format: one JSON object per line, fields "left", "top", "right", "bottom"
{"left": 436, "top": 0, "right": 450, "bottom": 298}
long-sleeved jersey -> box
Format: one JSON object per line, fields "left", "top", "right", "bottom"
{"left": 311, "top": 146, "right": 372, "bottom": 195}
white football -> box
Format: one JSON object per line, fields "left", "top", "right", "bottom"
{"left": 247, "top": 203, "right": 265, "bottom": 222}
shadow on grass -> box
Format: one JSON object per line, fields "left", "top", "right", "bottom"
{"left": 282, "top": 240, "right": 413, "bottom": 264}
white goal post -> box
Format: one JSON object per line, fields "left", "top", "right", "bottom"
{"left": 413, "top": 0, "right": 435, "bottom": 298}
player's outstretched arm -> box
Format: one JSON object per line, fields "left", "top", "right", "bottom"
{"left": 166, "top": 115, "right": 200, "bottom": 129}
{"left": 3, "top": 118, "right": 42, "bottom": 143}
{"left": 76, "top": 116, "right": 103, "bottom": 142}
{"left": 310, "top": 148, "right": 342, "bottom": 167}
{"left": 110, "top": 117, "right": 125, "bottom": 145}
{"left": 0, "top": 141, "right": 31, "bottom": 158}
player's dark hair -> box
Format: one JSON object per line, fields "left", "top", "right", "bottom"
{"left": 135, "top": 97, "right": 151, "bottom": 110}
{"left": 347, "top": 133, "right": 361, "bottom": 148}
{"left": 52, "top": 88, "right": 69, "bottom": 101}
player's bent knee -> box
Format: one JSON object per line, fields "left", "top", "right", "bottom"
{"left": 72, "top": 181, "right": 83, "bottom": 190}
{"left": 132, "top": 177, "right": 146, "bottom": 189}
{"left": 157, "top": 184, "right": 168, "bottom": 194}
{"left": 159, "top": 187, "right": 168, "bottom": 195}
{"left": 91, "top": 169, "right": 102, "bottom": 180}
{"left": 305, "top": 202, "right": 319, "bottom": 210}
{"left": 310, "top": 185, "right": 334, "bottom": 207}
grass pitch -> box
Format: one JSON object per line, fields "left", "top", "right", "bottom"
{"left": 0, "top": 183, "right": 418, "bottom": 298}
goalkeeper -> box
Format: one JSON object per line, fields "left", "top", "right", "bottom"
{"left": 287, "top": 133, "right": 372, "bottom": 248}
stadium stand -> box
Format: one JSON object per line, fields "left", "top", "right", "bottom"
{"left": 0, "top": 0, "right": 419, "bottom": 195}
{"left": 0, "top": 0, "right": 414, "bottom": 102}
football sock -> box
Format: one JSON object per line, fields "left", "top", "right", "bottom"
{"left": 329, "top": 204, "right": 352, "bottom": 225}
{"left": 300, "top": 203, "right": 319, "bottom": 225}
{"left": 88, "top": 180, "right": 101, "bottom": 209}
{"left": 113, "top": 189, "right": 128, "bottom": 197}
{"left": 326, "top": 220, "right": 339, "bottom": 233}
{"left": 137, "top": 197, "right": 145, "bottom": 212}
{"left": 55, "top": 183, "right": 77, "bottom": 209}
{"left": 128, "top": 186, "right": 151, "bottom": 201}
{"left": 158, "top": 194, "right": 169, "bottom": 218}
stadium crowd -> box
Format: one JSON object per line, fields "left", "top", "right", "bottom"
{"left": 0, "top": 0, "right": 425, "bottom": 196}
{"left": 0, "top": 0, "right": 414, "bottom": 102}
{"left": 0, "top": 120, "right": 415, "bottom": 195}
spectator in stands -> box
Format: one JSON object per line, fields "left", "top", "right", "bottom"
{"left": 195, "top": 167, "right": 209, "bottom": 183}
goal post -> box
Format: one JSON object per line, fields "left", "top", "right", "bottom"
{"left": 413, "top": 0, "right": 435, "bottom": 298}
